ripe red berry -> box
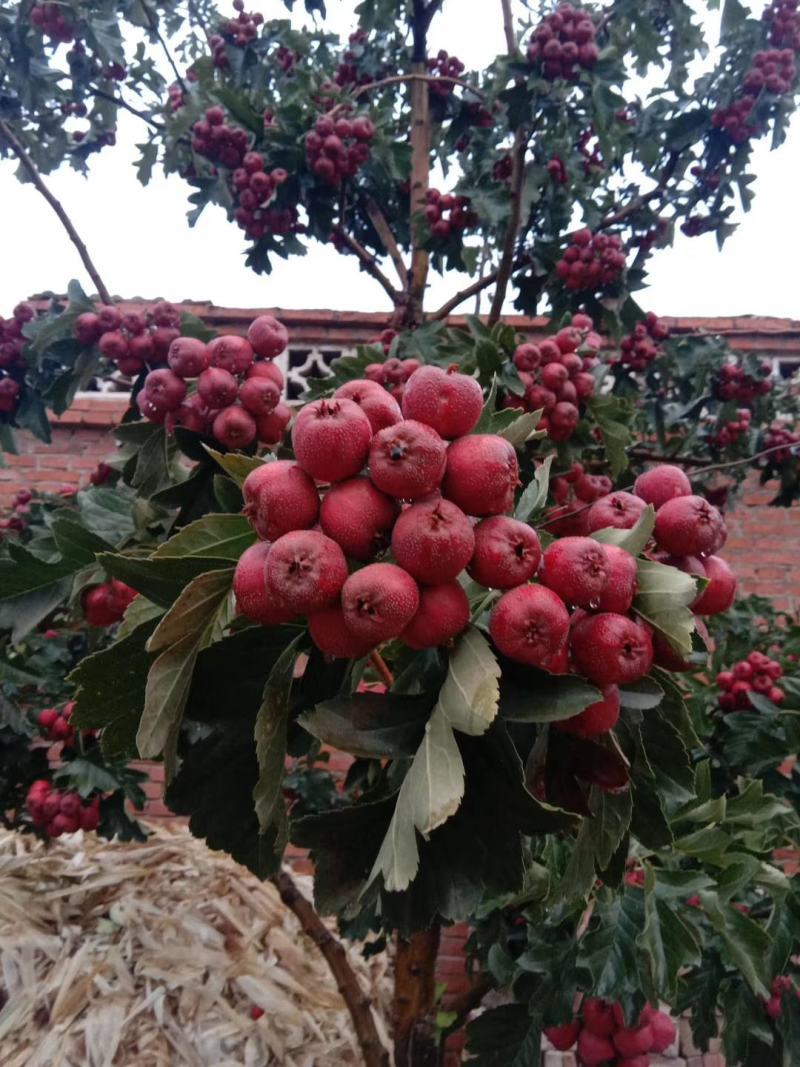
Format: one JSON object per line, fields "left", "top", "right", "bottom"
{"left": 540, "top": 536, "right": 610, "bottom": 608}
{"left": 142, "top": 368, "right": 186, "bottom": 412}
{"left": 594, "top": 544, "right": 638, "bottom": 614}
{"left": 653, "top": 495, "right": 725, "bottom": 557}
{"left": 691, "top": 554, "right": 736, "bottom": 615}
{"left": 633, "top": 464, "right": 692, "bottom": 509}
{"left": 247, "top": 314, "right": 289, "bottom": 358}
{"left": 489, "top": 584, "right": 570, "bottom": 668}
{"left": 242, "top": 460, "right": 319, "bottom": 542}
{"left": 292, "top": 398, "right": 372, "bottom": 483}
{"left": 255, "top": 403, "right": 291, "bottom": 444}
{"left": 368, "top": 420, "right": 447, "bottom": 499}
{"left": 543, "top": 1023, "right": 579, "bottom": 1051}
{"left": 570, "top": 613, "right": 654, "bottom": 685}
{"left": 613, "top": 1023, "right": 654, "bottom": 1058}
{"left": 442, "top": 434, "right": 519, "bottom": 516}
{"left": 319, "top": 477, "right": 399, "bottom": 561}
{"left": 198, "top": 366, "right": 239, "bottom": 408}
{"left": 308, "top": 602, "right": 377, "bottom": 658}
{"left": 212, "top": 405, "right": 257, "bottom": 449}
{"left": 586, "top": 491, "right": 647, "bottom": 532}
{"left": 167, "top": 337, "right": 210, "bottom": 378}
{"left": 233, "top": 542, "right": 296, "bottom": 625}
{"left": 467, "top": 516, "right": 541, "bottom": 589}
{"left": 391, "top": 498, "right": 475, "bottom": 584}
{"left": 238, "top": 376, "right": 281, "bottom": 416}
{"left": 400, "top": 366, "right": 484, "bottom": 438}
{"left": 334, "top": 378, "right": 402, "bottom": 433}
{"left": 341, "top": 562, "right": 420, "bottom": 642}
{"left": 266, "top": 530, "right": 348, "bottom": 613}
{"left": 582, "top": 999, "right": 616, "bottom": 1037}
{"left": 207, "top": 334, "right": 256, "bottom": 374}
{"left": 399, "top": 582, "right": 470, "bottom": 649}
{"left": 643, "top": 1008, "right": 677, "bottom": 1053}
{"left": 577, "top": 1028, "right": 615, "bottom": 1066}
{"left": 247, "top": 360, "right": 284, "bottom": 388}
{"left": 555, "top": 684, "right": 621, "bottom": 737}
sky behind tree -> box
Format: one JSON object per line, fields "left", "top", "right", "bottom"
{"left": 1, "top": 0, "right": 798, "bottom": 319}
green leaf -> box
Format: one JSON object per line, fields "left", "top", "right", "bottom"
{"left": 0, "top": 543, "right": 75, "bottom": 600}
{"left": 299, "top": 692, "right": 434, "bottom": 758}
{"left": 69, "top": 619, "right": 159, "bottom": 759}
{"left": 253, "top": 634, "right": 305, "bottom": 842}
{"left": 51, "top": 515, "right": 113, "bottom": 567}
{"left": 97, "top": 552, "right": 232, "bottom": 608}
{"left": 53, "top": 756, "right": 122, "bottom": 798}
{"left": 77, "top": 487, "right": 136, "bottom": 543}
{"left": 699, "top": 891, "right": 772, "bottom": 997}
{"left": 637, "top": 868, "right": 701, "bottom": 1001}
{"left": 153, "top": 515, "right": 254, "bottom": 561}
{"left": 204, "top": 446, "right": 268, "bottom": 486}
{"left": 499, "top": 665, "right": 600, "bottom": 722}
{"left": 592, "top": 505, "right": 656, "bottom": 557}
{"left": 586, "top": 395, "right": 632, "bottom": 477}
{"left": 368, "top": 627, "right": 500, "bottom": 891}
{"left": 619, "top": 676, "right": 664, "bottom": 710}
{"left": 466, "top": 1004, "right": 541, "bottom": 1067}
{"left": 146, "top": 568, "right": 233, "bottom": 652}
{"left": 473, "top": 377, "right": 499, "bottom": 433}
{"left": 590, "top": 787, "right": 633, "bottom": 870}
{"left": 494, "top": 409, "right": 543, "bottom": 447}
{"left": 634, "top": 559, "right": 698, "bottom": 656}
{"left": 515, "top": 454, "right": 554, "bottom": 522}
{"left": 137, "top": 570, "right": 233, "bottom": 759}
{"left": 0, "top": 580, "right": 72, "bottom": 642}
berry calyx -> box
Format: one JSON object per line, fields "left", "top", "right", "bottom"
{"left": 368, "top": 420, "right": 447, "bottom": 500}
{"left": 390, "top": 497, "right": 475, "bottom": 584}
{"left": 467, "top": 516, "right": 542, "bottom": 589}
{"left": 265, "top": 529, "right": 348, "bottom": 613}
{"left": 292, "top": 398, "right": 373, "bottom": 483}
{"left": 341, "top": 563, "right": 420, "bottom": 642}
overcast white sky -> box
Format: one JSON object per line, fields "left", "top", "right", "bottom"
{"left": 1, "top": 0, "right": 798, "bottom": 320}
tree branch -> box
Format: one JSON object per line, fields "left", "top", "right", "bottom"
{"left": 92, "top": 87, "right": 163, "bottom": 130}
{"left": 431, "top": 268, "right": 501, "bottom": 320}
{"left": 272, "top": 870, "right": 389, "bottom": 1067}
{"left": 488, "top": 0, "right": 525, "bottom": 324}
{"left": 366, "top": 197, "right": 409, "bottom": 288}
{"left": 339, "top": 72, "right": 486, "bottom": 108}
{"left": 331, "top": 224, "right": 400, "bottom": 305}
{"left": 407, "top": 60, "right": 432, "bottom": 326}
{"left": 0, "top": 120, "right": 112, "bottom": 305}
{"left": 629, "top": 441, "right": 800, "bottom": 475}
{"left": 598, "top": 151, "right": 680, "bottom": 231}
{"left": 141, "top": 0, "right": 186, "bottom": 91}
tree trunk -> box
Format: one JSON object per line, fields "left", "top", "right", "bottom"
{"left": 393, "top": 923, "right": 442, "bottom": 1066}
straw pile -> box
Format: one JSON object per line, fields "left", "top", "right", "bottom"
{"left": 0, "top": 822, "right": 392, "bottom": 1066}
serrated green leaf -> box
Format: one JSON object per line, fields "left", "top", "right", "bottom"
{"left": 298, "top": 692, "right": 434, "bottom": 758}
{"left": 204, "top": 446, "right": 269, "bottom": 486}
{"left": 253, "top": 633, "right": 304, "bottom": 838}
{"left": 515, "top": 454, "right": 554, "bottom": 522}
{"left": 146, "top": 569, "right": 233, "bottom": 653}
{"left": 592, "top": 505, "right": 656, "bottom": 556}
{"left": 635, "top": 558, "right": 698, "bottom": 656}
{"left": 153, "top": 514, "right": 255, "bottom": 561}
{"left": 494, "top": 409, "right": 542, "bottom": 447}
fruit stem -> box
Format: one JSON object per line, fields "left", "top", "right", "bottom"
{"left": 0, "top": 119, "right": 113, "bottom": 306}
{"left": 369, "top": 649, "right": 395, "bottom": 688}
{"left": 272, "top": 869, "right": 389, "bottom": 1067}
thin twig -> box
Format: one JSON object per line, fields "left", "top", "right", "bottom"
{"left": 431, "top": 268, "right": 500, "bottom": 320}
{"left": 272, "top": 870, "right": 389, "bottom": 1067}
{"left": 688, "top": 441, "right": 799, "bottom": 476}
{"left": 598, "top": 152, "right": 680, "bottom": 231}
{"left": 141, "top": 0, "right": 187, "bottom": 91}
{"left": 489, "top": 0, "right": 525, "bottom": 324}
{"left": 366, "top": 197, "right": 409, "bottom": 288}
{"left": 0, "top": 120, "right": 112, "bottom": 304}
{"left": 92, "top": 87, "right": 163, "bottom": 130}
{"left": 351, "top": 72, "right": 486, "bottom": 103}
{"left": 369, "top": 650, "right": 395, "bottom": 688}
{"left": 331, "top": 224, "right": 400, "bottom": 304}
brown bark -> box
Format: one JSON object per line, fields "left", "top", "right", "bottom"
{"left": 272, "top": 870, "right": 389, "bottom": 1067}
{"left": 393, "top": 925, "right": 442, "bottom": 1066}
{"left": 0, "top": 120, "right": 113, "bottom": 305}
{"left": 407, "top": 61, "right": 432, "bottom": 328}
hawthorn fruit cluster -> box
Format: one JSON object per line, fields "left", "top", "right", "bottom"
{"left": 765, "top": 0, "right": 800, "bottom": 50}
{"left": 526, "top": 3, "right": 599, "bottom": 78}
{"left": 616, "top": 313, "right": 670, "bottom": 371}
{"left": 764, "top": 975, "right": 800, "bottom": 1020}
{"left": 427, "top": 50, "right": 466, "bottom": 98}
{"left": 192, "top": 106, "right": 250, "bottom": 169}
{"left": 304, "top": 113, "right": 375, "bottom": 185}
{"left": 26, "top": 780, "right": 100, "bottom": 836}
{"left": 708, "top": 406, "right": 752, "bottom": 448}
{"left": 545, "top": 998, "right": 677, "bottom": 1066}
{"left": 424, "top": 188, "right": 478, "bottom": 239}
{"left": 0, "top": 487, "right": 34, "bottom": 536}
{"left": 763, "top": 421, "right": 800, "bottom": 461}
{"left": 713, "top": 360, "right": 773, "bottom": 401}
{"left": 81, "top": 579, "right": 137, "bottom": 627}
{"left": 232, "top": 150, "right": 296, "bottom": 241}
{"left": 76, "top": 301, "right": 183, "bottom": 377}
{"left": 716, "top": 651, "right": 785, "bottom": 710}
{"left": 137, "top": 315, "right": 290, "bottom": 449}
{"left": 508, "top": 313, "right": 601, "bottom": 442}
{"left": 29, "top": 2, "right": 74, "bottom": 42}
{"left": 37, "top": 700, "right": 78, "bottom": 745}
{"left": 364, "top": 352, "right": 421, "bottom": 401}
{"left": 555, "top": 228, "right": 626, "bottom": 292}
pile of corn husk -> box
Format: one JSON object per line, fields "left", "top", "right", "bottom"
{"left": 0, "top": 821, "right": 392, "bottom": 1066}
